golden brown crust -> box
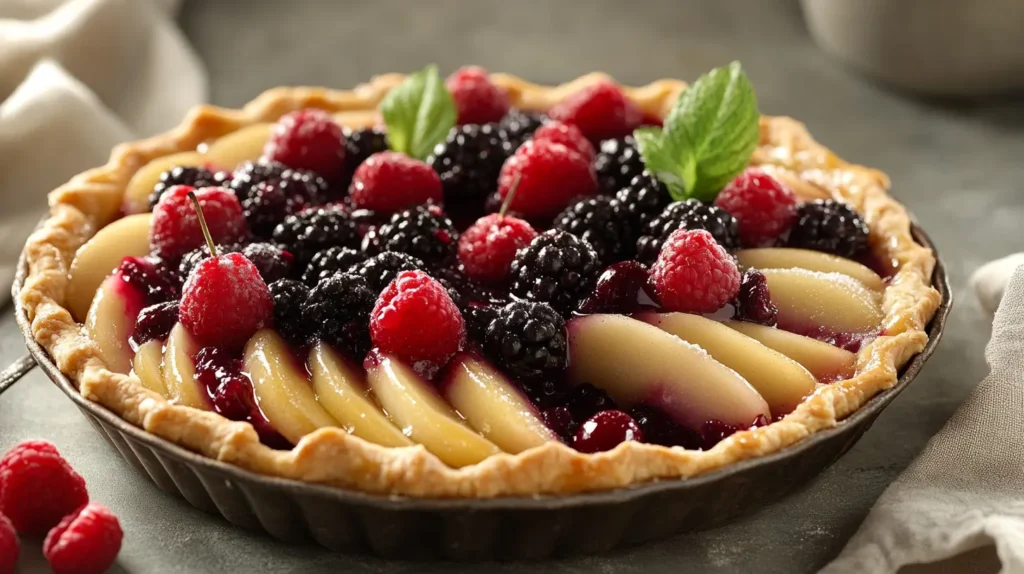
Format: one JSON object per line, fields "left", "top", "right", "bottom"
{"left": 17, "top": 73, "right": 941, "bottom": 498}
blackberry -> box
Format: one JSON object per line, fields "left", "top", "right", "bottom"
{"left": 787, "top": 199, "right": 869, "bottom": 258}
{"left": 594, "top": 136, "right": 644, "bottom": 194}
{"left": 509, "top": 230, "right": 600, "bottom": 315}
{"left": 302, "top": 247, "right": 365, "bottom": 286}
{"left": 269, "top": 279, "right": 311, "bottom": 346}
{"left": 499, "top": 109, "right": 546, "bottom": 149}
{"left": 179, "top": 243, "right": 241, "bottom": 282}
{"left": 463, "top": 304, "right": 498, "bottom": 346}
{"left": 271, "top": 205, "right": 358, "bottom": 268}
{"left": 355, "top": 251, "right": 426, "bottom": 294}
{"left": 370, "top": 204, "right": 459, "bottom": 264}
{"left": 629, "top": 405, "right": 700, "bottom": 448}
{"left": 734, "top": 269, "right": 778, "bottom": 326}
{"left": 635, "top": 199, "right": 740, "bottom": 263}
{"left": 303, "top": 273, "right": 376, "bottom": 359}
{"left": 564, "top": 383, "right": 617, "bottom": 422}
{"left": 343, "top": 126, "right": 389, "bottom": 178}
{"left": 483, "top": 301, "right": 567, "bottom": 386}
{"left": 427, "top": 123, "right": 512, "bottom": 205}
{"left": 148, "top": 166, "right": 230, "bottom": 210}
{"left": 615, "top": 172, "right": 671, "bottom": 232}
{"left": 554, "top": 196, "right": 633, "bottom": 264}
{"left": 241, "top": 242, "right": 293, "bottom": 284}
{"left": 132, "top": 301, "right": 179, "bottom": 347}
{"left": 230, "top": 160, "right": 331, "bottom": 206}
{"left": 241, "top": 182, "right": 294, "bottom": 238}
{"left": 119, "top": 256, "right": 180, "bottom": 304}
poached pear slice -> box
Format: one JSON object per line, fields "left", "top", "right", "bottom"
{"left": 122, "top": 151, "right": 205, "bottom": 214}
{"left": 204, "top": 123, "right": 272, "bottom": 169}
{"left": 737, "top": 248, "right": 884, "bottom": 291}
{"left": 85, "top": 274, "right": 146, "bottom": 375}
{"left": 67, "top": 214, "right": 152, "bottom": 322}
{"left": 131, "top": 339, "right": 168, "bottom": 397}
{"left": 724, "top": 320, "right": 857, "bottom": 382}
{"left": 761, "top": 269, "right": 883, "bottom": 337}
{"left": 162, "top": 323, "right": 208, "bottom": 409}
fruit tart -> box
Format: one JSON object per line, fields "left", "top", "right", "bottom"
{"left": 17, "top": 63, "right": 941, "bottom": 497}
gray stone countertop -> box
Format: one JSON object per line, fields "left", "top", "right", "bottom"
{"left": 4, "top": 0, "right": 1023, "bottom": 571}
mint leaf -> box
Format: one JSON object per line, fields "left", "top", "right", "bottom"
{"left": 636, "top": 61, "right": 759, "bottom": 202}
{"left": 380, "top": 65, "right": 456, "bottom": 160}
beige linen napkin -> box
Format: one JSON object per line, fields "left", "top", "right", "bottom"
{"left": 0, "top": 0, "right": 206, "bottom": 304}
{"left": 823, "top": 262, "right": 1024, "bottom": 574}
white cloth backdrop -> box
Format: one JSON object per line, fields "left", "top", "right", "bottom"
{"left": 0, "top": 0, "right": 206, "bottom": 304}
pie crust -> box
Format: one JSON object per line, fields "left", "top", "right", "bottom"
{"left": 17, "top": 72, "right": 941, "bottom": 498}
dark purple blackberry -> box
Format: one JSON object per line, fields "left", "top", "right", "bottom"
{"left": 508, "top": 230, "right": 600, "bottom": 315}
{"left": 230, "top": 160, "right": 331, "bottom": 206}
{"left": 734, "top": 269, "right": 778, "bottom": 326}
{"left": 301, "top": 247, "right": 365, "bottom": 286}
{"left": 370, "top": 204, "right": 459, "bottom": 264}
{"left": 629, "top": 405, "right": 700, "bottom": 448}
{"left": 594, "top": 135, "right": 644, "bottom": 194}
{"left": 463, "top": 304, "right": 498, "bottom": 346}
{"left": 554, "top": 196, "right": 633, "bottom": 264}
{"left": 787, "top": 199, "right": 870, "bottom": 258}
{"left": 542, "top": 406, "right": 577, "bottom": 442}
{"left": 241, "top": 182, "right": 296, "bottom": 238}
{"left": 268, "top": 279, "right": 311, "bottom": 346}
{"left": 500, "top": 109, "right": 546, "bottom": 149}
{"left": 564, "top": 383, "right": 617, "bottom": 422}
{"left": 148, "top": 166, "right": 230, "bottom": 210}
{"left": 303, "top": 273, "right": 376, "bottom": 359}
{"left": 615, "top": 172, "right": 671, "bottom": 232}
{"left": 271, "top": 205, "right": 358, "bottom": 268}
{"left": 636, "top": 199, "right": 740, "bottom": 263}
{"left": 483, "top": 301, "right": 567, "bottom": 386}
{"left": 119, "top": 256, "right": 179, "bottom": 304}
{"left": 355, "top": 251, "right": 426, "bottom": 294}
{"left": 242, "top": 242, "right": 294, "bottom": 284}
{"left": 343, "top": 126, "right": 389, "bottom": 178}
{"left": 427, "top": 123, "right": 512, "bottom": 206}
{"left": 131, "top": 301, "right": 179, "bottom": 347}
{"left": 178, "top": 244, "right": 241, "bottom": 282}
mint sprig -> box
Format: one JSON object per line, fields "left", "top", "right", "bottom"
{"left": 380, "top": 65, "right": 456, "bottom": 160}
{"left": 636, "top": 61, "right": 759, "bottom": 202}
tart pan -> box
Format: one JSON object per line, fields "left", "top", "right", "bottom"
{"left": 9, "top": 223, "right": 951, "bottom": 560}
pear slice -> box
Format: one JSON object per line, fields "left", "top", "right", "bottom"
{"left": 67, "top": 214, "right": 153, "bottom": 322}
{"left": 737, "top": 248, "right": 884, "bottom": 291}
{"left": 308, "top": 343, "right": 413, "bottom": 448}
{"left": 761, "top": 269, "right": 883, "bottom": 336}
{"left": 85, "top": 274, "right": 147, "bottom": 374}
{"left": 566, "top": 315, "right": 769, "bottom": 429}
{"left": 366, "top": 353, "right": 502, "bottom": 468}
{"left": 244, "top": 330, "right": 339, "bottom": 444}
{"left": 724, "top": 320, "right": 857, "bottom": 382}
{"left": 162, "top": 323, "right": 208, "bottom": 409}
{"left": 123, "top": 151, "right": 206, "bottom": 214}
{"left": 131, "top": 340, "right": 168, "bottom": 397}
{"left": 443, "top": 354, "right": 558, "bottom": 454}
{"left": 204, "top": 123, "right": 272, "bottom": 169}
{"left": 638, "top": 312, "right": 816, "bottom": 415}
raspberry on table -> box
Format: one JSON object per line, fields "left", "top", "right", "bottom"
{"left": 302, "top": 246, "right": 365, "bottom": 285}
{"left": 263, "top": 108, "right": 347, "bottom": 182}
{"left": 548, "top": 80, "right": 643, "bottom": 142}
{"left": 427, "top": 123, "right": 512, "bottom": 207}
{"left": 713, "top": 168, "right": 798, "bottom": 247}
{"left": 787, "top": 199, "right": 870, "bottom": 258}
{"left": 554, "top": 196, "right": 633, "bottom": 264}
{"left": 150, "top": 186, "right": 248, "bottom": 261}
{"left": 271, "top": 205, "right": 359, "bottom": 268}
{"left": 304, "top": 273, "right": 377, "bottom": 359}
{"left": 149, "top": 165, "right": 230, "bottom": 210}
{"left": 269, "top": 279, "right": 312, "bottom": 346}
{"left": 370, "top": 204, "right": 459, "bottom": 264}
{"left": 0, "top": 513, "right": 17, "bottom": 574}
{"left": 0, "top": 440, "right": 89, "bottom": 536}
{"left": 635, "top": 199, "right": 740, "bottom": 263}
{"left": 532, "top": 121, "right": 595, "bottom": 161}
{"left": 508, "top": 229, "right": 601, "bottom": 315}
{"left": 43, "top": 502, "right": 123, "bottom": 574}
{"left": 356, "top": 251, "right": 427, "bottom": 294}
{"left": 446, "top": 66, "right": 510, "bottom": 125}
{"left": 342, "top": 126, "right": 389, "bottom": 180}
{"left": 179, "top": 252, "right": 274, "bottom": 351}
{"left": 348, "top": 151, "right": 443, "bottom": 213}
{"left": 649, "top": 228, "right": 741, "bottom": 314}
{"left": 595, "top": 136, "right": 646, "bottom": 195}
{"left": 483, "top": 300, "right": 567, "bottom": 385}
{"left": 499, "top": 108, "right": 546, "bottom": 149}
{"left": 370, "top": 270, "right": 465, "bottom": 365}
{"left": 457, "top": 213, "right": 538, "bottom": 283}
{"left": 497, "top": 139, "right": 598, "bottom": 220}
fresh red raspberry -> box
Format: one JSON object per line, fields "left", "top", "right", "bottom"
{"left": 446, "top": 66, "right": 510, "bottom": 125}
{"left": 0, "top": 440, "right": 88, "bottom": 536}
{"left": 548, "top": 80, "right": 642, "bottom": 141}
{"left": 650, "top": 229, "right": 741, "bottom": 313}
{"left": 43, "top": 503, "right": 123, "bottom": 574}
{"left": 150, "top": 186, "right": 247, "bottom": 261}
{"left": 713, "top": 168, "right": 798, "bottom": 247}
{"left": 179, "top": 252, "right": 273, "bottom": 351}
{"left": 370, "top": 270, "right": 465, "bottom": 365}
{"left": 263, "top": 108, "right": 347, "bottom": 182}
{"left": 0, "top": 513, "right": 18, "bottom": 574}
{"left": 497, "top": 139, "right": 598, "bottom": 220}
{"left": 458, "top": 214, "right": 538, "bottom": 282}
{"left": 532, "top": 121, "right": 595, "bottom": 161}
{"left": 348, "top": 151, "right": 443, "bottom": 213}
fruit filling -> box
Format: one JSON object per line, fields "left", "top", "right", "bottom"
{"left": 76, "top": 63, "right": 889, "bottom": 462}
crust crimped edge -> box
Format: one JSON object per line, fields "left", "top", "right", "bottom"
{"left": 17, "top": 72, "right": 940, "bottom": 498}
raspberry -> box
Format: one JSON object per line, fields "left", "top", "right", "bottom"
{"left": 302, "top": 246, "right": 365, "bottom": 285}
{"left": 150, "top": 186, "right": 248, "bottom": 261}
{"left": 532, "top": 121, "right": 595, "bottom": 161}
{"left": 43, "top": 503, "right": 122, "bottom": 574}
{"left": 263, "top": 108, "right": 346, "bottom": 182}
{"left": 713, "top": 169, "right": 798, "bottom": 247}
{"left": 0, "top": 513, "right": 17, "bottom": 574}
{"left": 787, "top": 199, "right": 870, "bottom": 258}
{"left": 446, "top": 66, "right": 510, "bottom": 125}
{"left": 499, "top": 109, "right": 546, "bottom": 149}
{"left": 427, "top": 123, "right": 512, "bottom": 207}
{"left": 369, "top": 270, "right": 465, "bottom": 365}
{"left": 595, "top": 136, "right": 645, "bottom": 194}
{"left": 483, "top": 300, "right": 567, "bottom": 385}
{"left": 457, "top": 213, "right": 538, "bottom": 282}
{"left": 343, "top": 126, "right": 389, "bottom": 179}
{"left": 548, "top": 80, "right": 642, "bottom": 142}
{"left": 148, "top": 165, "right": 230, "bottom": 210}
{"left": 650, "top": 229, "right": 741, "bottom": 313}
{"left": 131, "top": 301, "right": 179, "bottom": 346}
{"left": 179, "top": 253, "right": 274, "bottom": 351}
{"left": 178, "top": 243, "right": 241, "bottom": 279}
{"left": 734, "top": 268, "right": 778, "bottom": 326}
{"left": 369, "top": 204, "right": 459, "bottom": 264}
{"left": 348, "top": 151, "right": 443, "bottom": 213}
{"left": 271, "top": 205, "right": 358, "bottom": 268}
{"left": 356, "top": 251, "right": 426, "bottom": 294}
{"left": 304, "top": 273, "right": 376, "bottom": 359}
{"left": 0, "top": 440, "right": 88, "bottom": 535}
{"left": 269, "top": 279, "right": 311, "bottom": 346}
{"left": 554, "top": 196, "right": 633, "bottom": 264}
{"left": 497, "top": 139, "right": 598, "bottom": 220}
{"left": 635, "top": 199, "right": 739, "bottom": 263}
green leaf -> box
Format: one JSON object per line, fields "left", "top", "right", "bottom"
{"left": 637, "top": 61, "right": 759, "bottom": 202}
{"left": 380, "top": 65, "right": 456, "bottom": 160}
